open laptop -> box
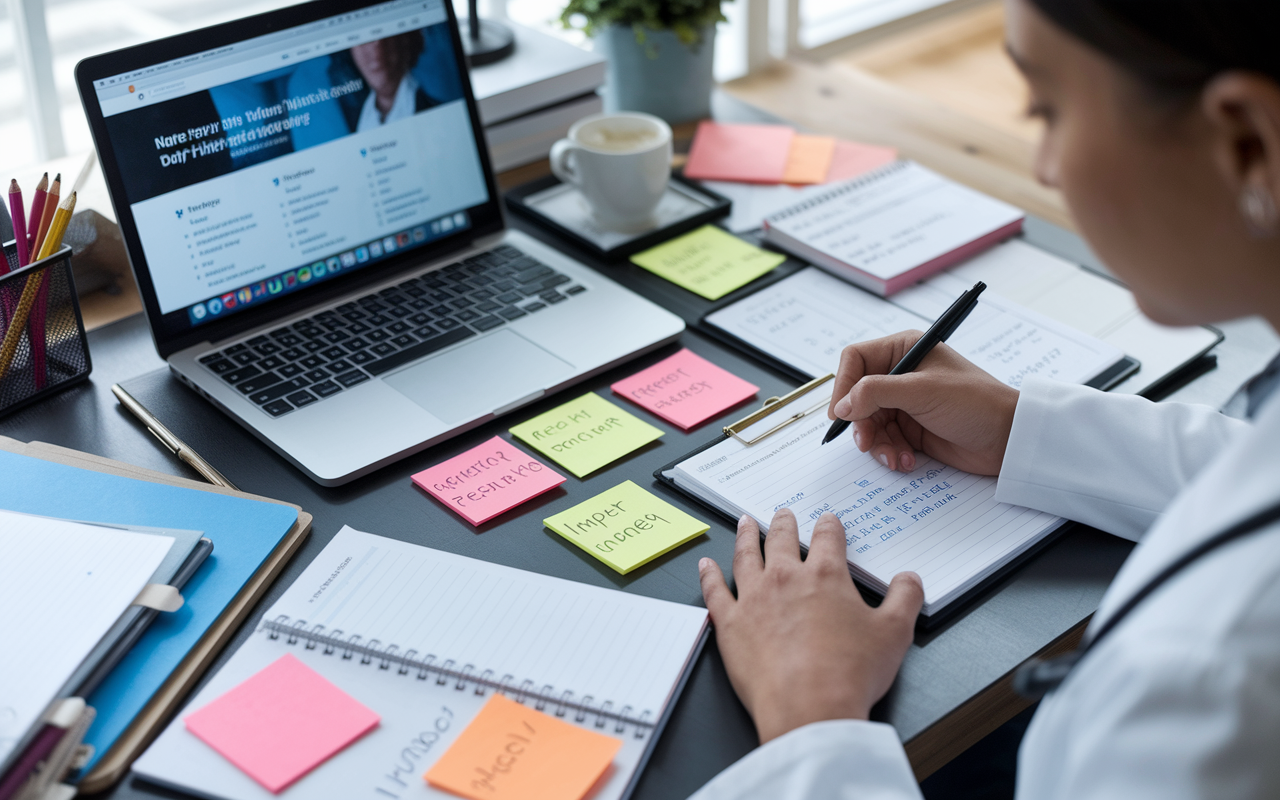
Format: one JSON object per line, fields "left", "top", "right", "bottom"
{"left": 76, "top": 0, "right": 684, "bottom": 486}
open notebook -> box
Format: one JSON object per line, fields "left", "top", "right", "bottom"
{"left": 134, "top": 527, "right": 709, "bottom": 800}
{"left": 658, "top": 379, "right": 1063, "bottom": 619}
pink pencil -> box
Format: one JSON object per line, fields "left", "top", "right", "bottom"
{"left": 26, "top": 172, "right": 47, "bottom": 257}
{"left": 7, "top": 179, "right": 27, "bottom": 271}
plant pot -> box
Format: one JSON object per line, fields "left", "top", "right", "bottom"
{"left": 599, "top": 24, "right": 715, "bottom": 125}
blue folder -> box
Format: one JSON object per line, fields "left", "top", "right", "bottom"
{"left": 0, "top": 450, "right": 299, "bottom": 775}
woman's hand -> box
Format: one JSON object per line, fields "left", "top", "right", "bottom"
{"left": 828, "top": 331, "right": 1019, "bottom": 475}
{"left": 699, "top": 510, "right": 923, "bottom": 744}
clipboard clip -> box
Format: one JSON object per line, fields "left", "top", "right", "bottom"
{"left": 724, "top": 373, "right": 835, "bottom": 446}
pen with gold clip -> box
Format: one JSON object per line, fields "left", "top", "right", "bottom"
{"left": 112, "top": 384, "right": 238, "bottom": 490}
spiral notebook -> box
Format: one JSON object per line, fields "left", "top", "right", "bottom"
{"left": 761, "top": 161, "right": 1024, "bottom": 296}
{"left": 134, "top": 527, "right": 709, "bottom": 800}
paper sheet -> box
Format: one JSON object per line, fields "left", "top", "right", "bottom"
{"left": 611, "top": 349, "right": 758, "bottom": 431}
{"left": 0, "top": 511, "right": 173, "bottom": 767}
{"left": 412, "top": 437, "right": 565, "bottom": 526}
{"left": 825, "top": 140, "right": 898, "bottom": 182}
{"left": 425, "top": 694, "right": 620, "bottom": 800}
{"left": 184, "top": 654, "right": 379, "bottom": 793}
{"left": 543, "top": 481, "right": 710, "bottom": 574}
{"left": 509, "top": 393, "right": 663, "bottom": 478}
{"left": 782, "top": 135, "right": 836, "bottom": 185}
{"left": 705, "top": 266, "right": 1124, "bottom": 388}
{"left": 629, "top": 225, "right": 785, "bottom": 301}
{"left": 683, "top": 121, "right": 793, "bottom": 183}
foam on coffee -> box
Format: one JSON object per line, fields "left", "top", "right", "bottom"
{"left": 577, "top": 120, "right": 663, "bottom": 153}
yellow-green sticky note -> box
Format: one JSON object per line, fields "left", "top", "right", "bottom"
{"left": 510, "top": 392, "right": 663, "bottom": 478}
{"left": 545, "top": 480, "right": 709, "bottom": 573}
{"left": 630, "top": 225, "right": 785, "bottom": 300}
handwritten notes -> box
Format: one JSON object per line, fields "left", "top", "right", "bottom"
{"left": 782, "top": 135, "right": 836, "bottom": 185}
{"left": 412, "top": 437, "right": 566, "bottom": 526}
{"left": 510, "top": 393, "right": 663, "bottom": 478}
{"left": 184, "top": 654, "right": 379, "bottom": 793}
{"left": 612, "top": 349, "right": 758, "bottom": 430}
{"left": 544, "top": 481, "right": 709, "bottom": 574}
{"left": 425, "top": 694, "right": 620, "bottom": 800}
{"left": 630, "top": 225, "right": 785, "bottom": 300}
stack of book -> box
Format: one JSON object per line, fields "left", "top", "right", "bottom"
{"left": 470, "top": 22, "right": 605, "bottom": 172}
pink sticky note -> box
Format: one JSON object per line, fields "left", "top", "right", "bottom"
{"left": 826, "top": 140, "right": 899, "bottom": 182}
{"left": 412, "top": 436, "right": 566, "bottom": 526}
{"left": 184, "top": 654, "right": 379, "bottom": 793}
{"left": 611, "top": 349, "right": 759, "bottom": 431}
{"left": 684, "top": 121, "right": 795, "bottom": 184}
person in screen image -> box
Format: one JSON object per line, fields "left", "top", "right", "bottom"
{"left": 688, "top": 1, "right": 1280, "bottom": 798}
{"left": 352, "top": 31, "right": 436, "bottom": 130}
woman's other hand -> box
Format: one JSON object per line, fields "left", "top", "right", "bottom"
{"left": 699, "top": 510, "right": 923, "bottom": 744}
{"left": 828, "top": 331, "right": 1019, "bottom": 475}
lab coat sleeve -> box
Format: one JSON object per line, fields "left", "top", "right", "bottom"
{"left": 687, "top": 720, "right": 923, "bottom": 800}
{"left": 995, "top": 379, "right": 1246, "bottom": 541}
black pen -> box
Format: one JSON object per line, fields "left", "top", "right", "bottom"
{"left": 822, "top": 281, "right": 987, "bottom": 445}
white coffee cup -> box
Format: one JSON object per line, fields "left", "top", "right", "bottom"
{"left": 550, "top": 112, "right": 673, "bottom": 232}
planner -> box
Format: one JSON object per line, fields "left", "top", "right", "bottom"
{"left": 134, "top": 527, "right": 710, "bottom": 800}
{"left": 657, "top": 378, "right": 1063, "bottom": 619}
{"left": 761, "top": 161, "right": 1024, "bottom": 296}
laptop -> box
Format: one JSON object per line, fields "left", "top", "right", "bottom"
{"left": 75, "top": 0, "right": 684, "bottom": 486}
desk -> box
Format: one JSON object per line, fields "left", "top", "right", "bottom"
{"left": 2, "top": 194, "right": 1272, "bottom": 798}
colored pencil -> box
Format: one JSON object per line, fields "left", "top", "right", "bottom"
{"left": 26, "top": 172, "right": 47, "bottom": 256}
{"left": 0, "top": 192, "right": 75, "bottom": 380}
{"left": 31, "top": 173, "right": 59, "bottom": 257}
{"left": 7, "top": 180, "right": 26, "bottom": 270}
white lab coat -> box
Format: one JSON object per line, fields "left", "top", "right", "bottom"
{"left": 689, "top": 377, "right": 1280, "bottom": 800}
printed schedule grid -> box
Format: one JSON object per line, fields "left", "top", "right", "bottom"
{"left": 679, "top": 413, "right": 1061, "bottom": 613}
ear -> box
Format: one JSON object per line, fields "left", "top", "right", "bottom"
{"left": 1201, "top": 73, "right": 1280, "bottom": 211}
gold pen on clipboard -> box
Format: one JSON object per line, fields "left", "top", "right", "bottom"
{"left": 723, "top": 373, "right": 836, "bottom": 446}
{"left": 112, "top": 384, "right": 238, "bottom": 490}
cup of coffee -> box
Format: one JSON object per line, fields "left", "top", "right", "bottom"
{"left": 549, "top": 112, "right": 673, "bottom": 232}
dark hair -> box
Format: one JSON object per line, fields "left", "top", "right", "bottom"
{"left": 1027, "top": 1, "right": 1280, "bottom": 102}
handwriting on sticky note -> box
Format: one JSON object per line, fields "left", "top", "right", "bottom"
{"left": 509, "top": 393, "right": 663, "bottom": 478}
{"left": 544, "top": 481, "right": 709, "bottom": 574}
{"left": 612, "top": 349, "right": 758, "bottom": 430}
{"left": 630, "top": 226, "right": 785, "bottom": 301}
{"left": 783, "top": 135, "right": 836, "bottom": 185}
{"left": 184, "top": 654, "right": 379, "bottom": 793}
{"left": 412, "top": 437, "right": 566, "bottom": 526}
{"left": 425, "top": 694, "right": 620, "bottom": 800}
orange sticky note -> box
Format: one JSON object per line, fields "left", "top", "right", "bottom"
{"left": 683, "top": 121, "right": 794, "bottom": 184}
{"left": 425, "top": 694, "right": 621, "bottom": 800}
{"left": 184, "top": 654, "right": 379, "bottom": 793}
{"left": 826, "top": 139, "right": 899, "bottom": 182}
{"left": 782, "top": 135, "right": 836, "bottom": 185}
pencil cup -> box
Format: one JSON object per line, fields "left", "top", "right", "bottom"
{"left": 0, "top": 241, "right": 91, "bottom": 416}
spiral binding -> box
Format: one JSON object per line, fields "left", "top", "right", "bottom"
{"left": 765, "top": 159, "right": 909, "bottom": 223}
{"left": 262, "top": 616, "right": 655, "bottom": 738}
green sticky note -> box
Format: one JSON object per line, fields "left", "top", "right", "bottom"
{"left": 509, "top": 392, "right": 663, "bottom": 478}
{"left": 630, "top": 225, "right": 786, "bottom": 300}
{"left": 544, "top": 480, "right": 710, "bottom": 573}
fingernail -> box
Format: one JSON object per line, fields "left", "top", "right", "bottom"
{"left": 698, "top": 557, "right": 712, "bottom": 573}
{"left": 854, "top": 430, "right": 863, "bottom": 450}
{"left": 878, "top": 453, "right": 889, "bottom": 467}
{"left": 901, "top": 452, "right": 915, "bottom": 470}
{"left": 738, "top": 513, "right": 751, "bottom": 531}
{"left": 834, "top": 398, "right": 851, "bottom": 417}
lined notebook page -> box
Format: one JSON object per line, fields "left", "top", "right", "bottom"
{"left": 135, "top": 528, "right": 707, "bottom": 800}
{"left": 671, "top": 389, "right": 1060, "bottom": 613}
{"left": 0, "top": 511, "right": 173, "bottom": 766}
{"left": 266, "top": 527, "right": 707, "bottom": 717}
{"left": 706, "top": 266, "right": 1123, "bottom": 388}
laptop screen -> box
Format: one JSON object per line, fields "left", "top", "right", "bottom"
{"left": 88, "top": 0, "right": 490, "bottom": 331}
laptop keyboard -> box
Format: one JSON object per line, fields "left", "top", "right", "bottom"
{"left": 197, "top": 245, "right": 588, "bottom": 417}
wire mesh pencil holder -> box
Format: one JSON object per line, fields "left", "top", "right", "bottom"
{"left": 0, "top": 241, "right": 92, "bottom": 416}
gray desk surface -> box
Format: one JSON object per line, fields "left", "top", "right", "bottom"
{"left": 3, "top": 202, "right": 1276, "bottom": 799}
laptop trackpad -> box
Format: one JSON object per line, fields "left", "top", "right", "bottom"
{"left": 383, "top": 330, "right": 574, "bottom": 424}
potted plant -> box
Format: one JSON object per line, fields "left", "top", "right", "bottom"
{"left": 561, "top": 0, "right": 727, "bottom": 124}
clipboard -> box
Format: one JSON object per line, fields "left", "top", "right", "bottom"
{"left": 652, "top": 377, "right": 1074, "bottom": 630}
{"left": 0, "top": 437, "right": 311, "bottom": 792}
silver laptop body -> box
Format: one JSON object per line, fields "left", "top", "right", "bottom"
{"left": 77, "top": 0, "right": 683, "bottom": 485}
